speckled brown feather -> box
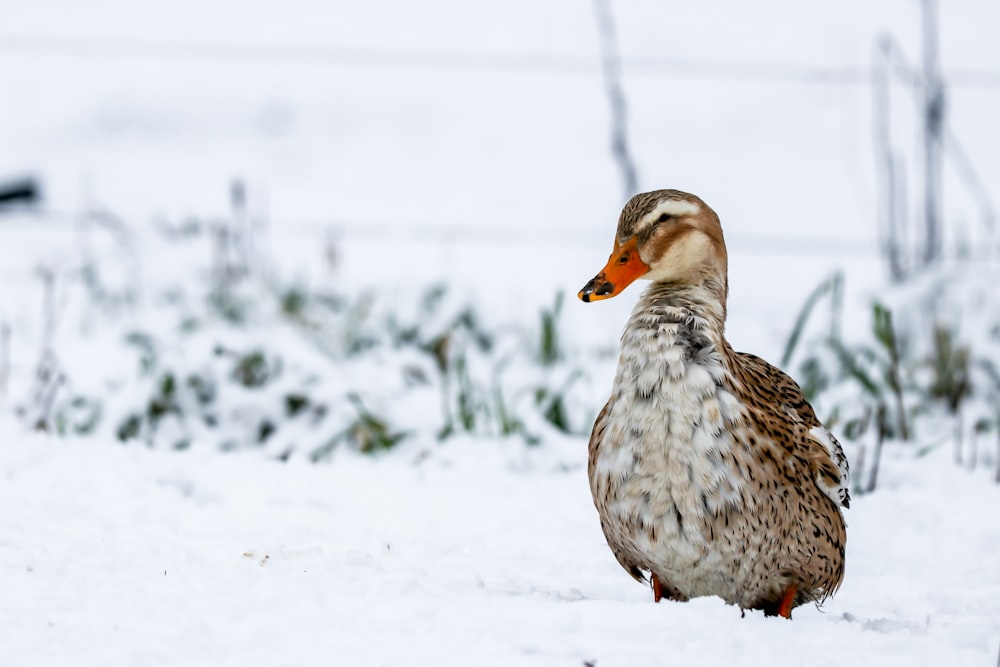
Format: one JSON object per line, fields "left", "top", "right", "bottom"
{"left": 585, "top": 190, "right": 849, "bottom": 616}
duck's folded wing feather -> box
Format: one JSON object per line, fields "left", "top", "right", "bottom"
{"left": 736, "top": 352, "right": 851, "bottom": 509}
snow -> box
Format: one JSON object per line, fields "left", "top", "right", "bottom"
{"left": 1, "top": 429, "right": 998, "bottom": 666}
{"left": 2, "top": 1, "right": 1000, "bottom": 664}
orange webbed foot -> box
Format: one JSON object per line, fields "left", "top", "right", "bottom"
{"left": 650, "top": 574, "right": 688, "bottom": 603}
{"left": 651, "top": 574, "right": 664, "bottom": 603}
{"left": 777, "top": 585, "right": 797, "bottom": 619}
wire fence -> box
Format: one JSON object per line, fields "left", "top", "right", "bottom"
{"left": 1, "top": 17, "right": 997, "bottom": 263}
{"left": 2, "top": 33, "right": 1000, "bottom": 89}
{"left": 0, "top": 206, "right": 906, "bottom": 258}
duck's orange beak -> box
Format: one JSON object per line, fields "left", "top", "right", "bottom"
{"left": 578, "top": 237, "right": 650, "bottom": 302}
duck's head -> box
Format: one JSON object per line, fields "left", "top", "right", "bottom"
{"left": 578, "top": 189, "right": 728, "bottom": 302}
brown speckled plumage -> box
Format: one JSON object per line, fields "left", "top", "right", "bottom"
{"left": 582, "top": 190, "right": 849, "bottom": 618}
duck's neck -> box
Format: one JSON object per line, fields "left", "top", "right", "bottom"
{"left": 613, "top": 283, "right": 736, "bottom": 428}
{"left": 616, "top": 278, "right": 731, "bottom": 390}
{"left": 630, "top": 278, "right": 728, "bottom": 340}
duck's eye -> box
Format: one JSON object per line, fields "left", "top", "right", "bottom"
{"left": 657, "top": 213, "right": 672, "bottom": 224}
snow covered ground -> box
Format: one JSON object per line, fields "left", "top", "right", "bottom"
{"left": 3, "top": 1, "right": 1000, "bottom": 665}
{"left": 2, "top": 426, "right": 998, "bottom": 666}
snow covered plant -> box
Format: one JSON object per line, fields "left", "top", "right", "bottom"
{"left": 109, "top": 282, "right": 588, "bottom": 456}
{"left": 783, "top": 269, "right": 1000, "bottom": 488}
{"left": 387, "top": 286, "right": 589, "bottom": 444}
{"left": 19, "top": 217, "right": 591, "bottom": 461}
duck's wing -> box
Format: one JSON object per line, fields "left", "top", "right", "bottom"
{"left": 735, "top": 352, "right": 851, "bottom": 509}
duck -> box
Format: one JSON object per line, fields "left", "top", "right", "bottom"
{"left": 579, "top": 189, "right": 849, "bottom": 619}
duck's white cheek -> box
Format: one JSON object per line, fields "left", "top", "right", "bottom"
{"left": 644, "top": 232, "right": 713, "bottom": 282}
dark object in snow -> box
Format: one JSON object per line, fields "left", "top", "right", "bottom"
{"left": 0, "top": 177, "right": 40, "bottom": 210}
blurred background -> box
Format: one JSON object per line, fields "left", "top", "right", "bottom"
{"left": 2, "top": 1, "right": 999, "bottom": 315}
{"left": 1, "top": 0, "right": 999, "bottom": 481}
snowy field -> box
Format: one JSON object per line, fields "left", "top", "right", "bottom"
{"left": 2, "top": 427, "right": 999, "bottom": 666}
{"left": 2, "top": 1, "right": 1000, "bottom": 665}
